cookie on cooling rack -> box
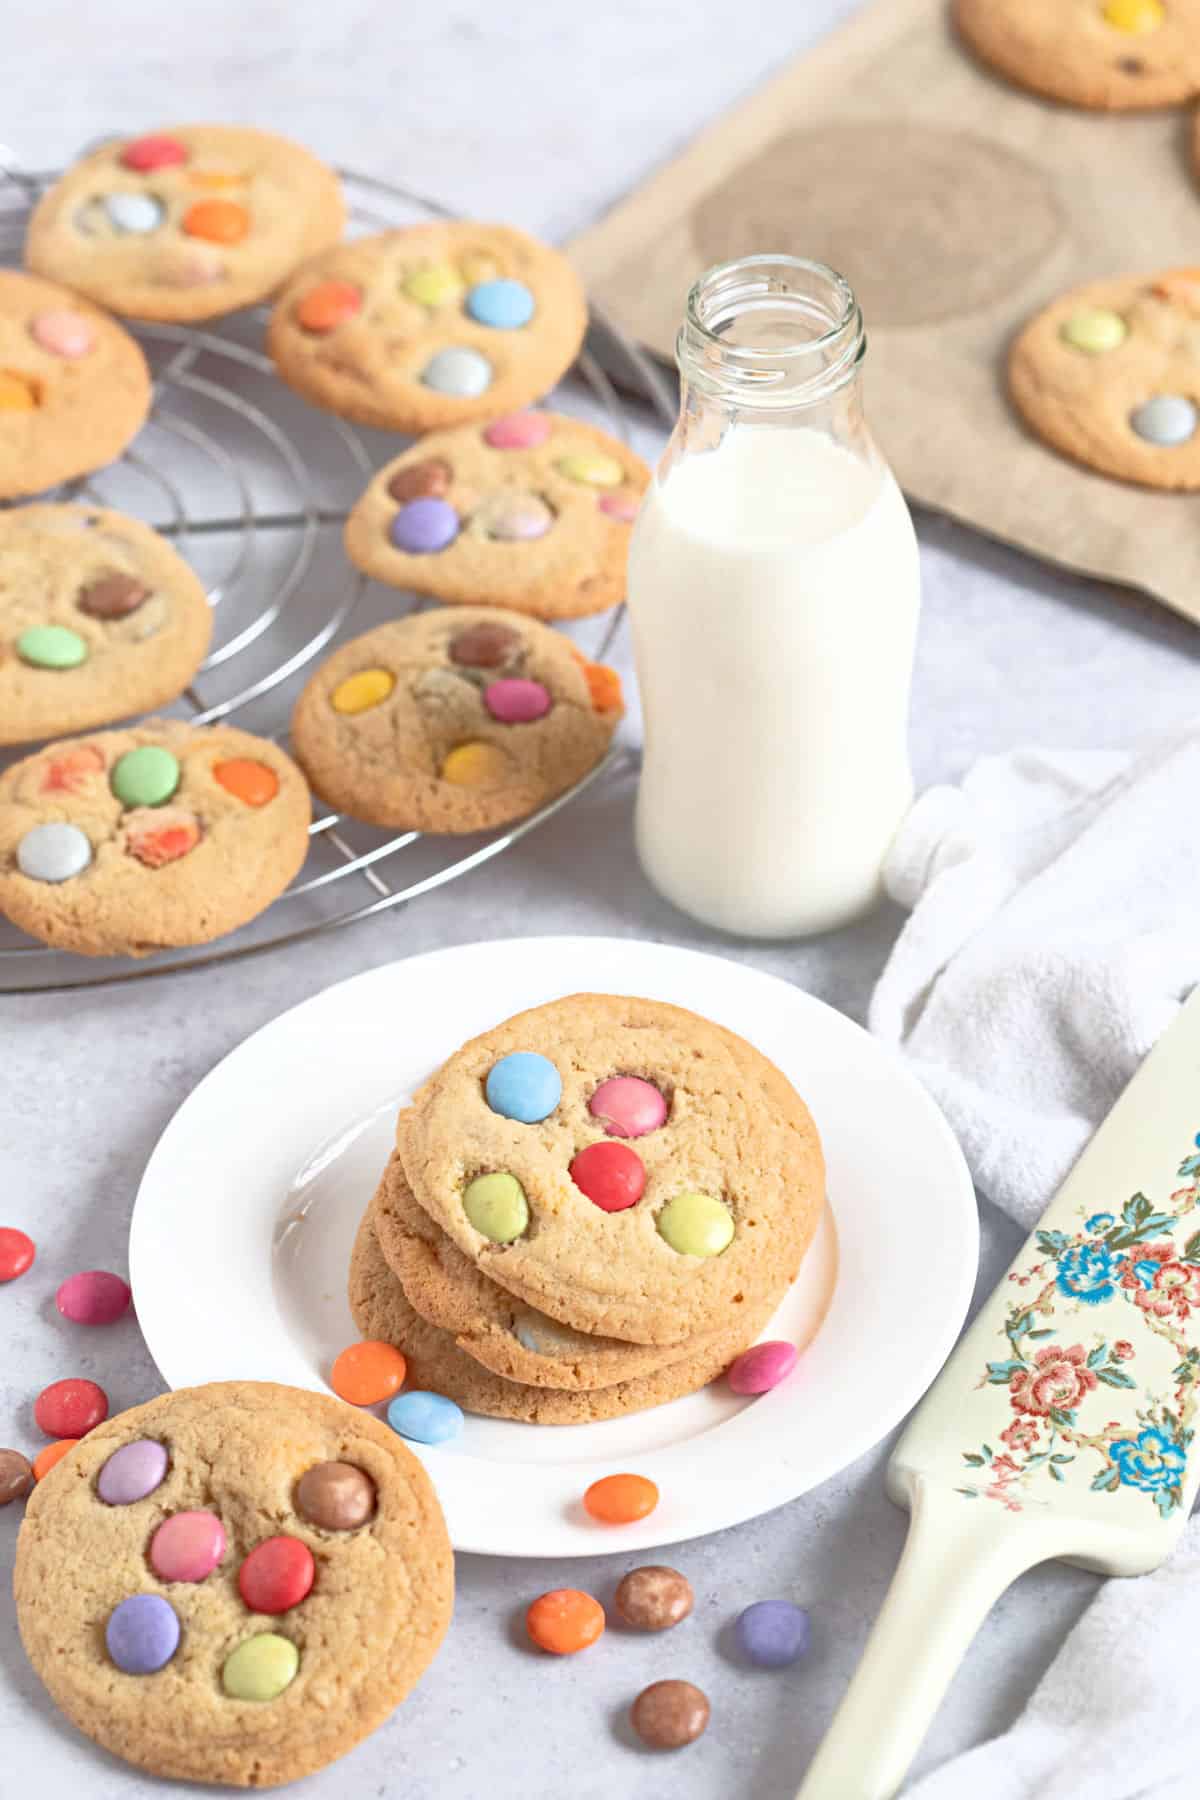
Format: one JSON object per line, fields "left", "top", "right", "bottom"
{"left": 0, "top": 503, "right": 212, "bottom": 747}
{"left": 0, "top": 719, "right": 311, "bottom": 956}
{"left": 289, "top": 607, "right": 622, "bottom": 835}
{"left": 266, "top": 223, "right": 588, "bottom": 433}
{"left": 343, "top": 412, "right": 647, "bottom": 620}
{"left": 0, "top": 270, "right": 151, "bottom": 498}
{"left": 25, "top": 126, "right": 345, "bottom": 323}
{"left": 14, "top": 1381, "right": 453, "bottom": 1787}
{"left": 953, "top": 0, "right": 1200, "bottom": 110}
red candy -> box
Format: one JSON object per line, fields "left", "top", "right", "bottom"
{"left": 121, "top": 134, "right": 188, "bottom": 172}
{"left": 34, "top": 1377, "right": 108, "bottom": 1438}
{"left": 238, "top": 1536, "right": 315, "bottom": 1614}
{"left": 569, "top": 1141, "right": 646, "bottom": 1213}
{"left": 0, "top": 1227, "right": 35, "bottom": 1282}
{"left": 588, "top": 1076, "right": 668, "bottom": 1139}
{"left": 55, "top": 1270, "right": 132, "bottom": 1325}
{"left": 41, "top": 744, "right": 105, "bottom": 795}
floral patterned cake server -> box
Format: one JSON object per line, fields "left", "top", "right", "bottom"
{"left": 799, "top": 983, "right": 1200, "bottom": 1800}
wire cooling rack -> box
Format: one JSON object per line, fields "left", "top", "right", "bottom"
{"left": 0, "top": 148, "right": 675, "bottom": 992}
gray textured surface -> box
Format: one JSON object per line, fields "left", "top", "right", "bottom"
{"left": 5, "top": 4, "right": 1200, "bottom": 1796}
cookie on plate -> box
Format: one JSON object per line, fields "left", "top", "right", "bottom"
{"left": 0, "top": 719, "right": 311, "bottom": 956}
{"left": 14, "top": 1381, "right": 453, "bottom": 1788}
{"left": 289, "top": 608, "right": 622, "bottom": 834}
{"left": 267, "top": 223, "right": 588, "bottom": 433}
{"left": 0, "top": 270, "right": 151, "bottom": 498}
{"left": 26, "top": 125, "right": 345, "bottom": 323}
{"left": 1009, "top": 268, "right": 1200, "bottom": 489}
{"left": 0, "top": 503, "right": 212, "bottom": 747}
{"left": 397, "top": 993, "right": 825, "bottom": 1347}
{"left": 953, "top": 0, "right": 1200, "bottom": 110}
{"left": 343, "top": 412, "right": 647, "bottom": 619}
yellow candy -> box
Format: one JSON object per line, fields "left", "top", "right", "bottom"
{"left": 441, "top": 742, "right": 509, "bottom": 787}
{"left": 1060, "top": 308, "right": 1127, "bottom": 354}
{"left": 1102, "top": 0, "right": 1164, "bottom": 31}
{"left": 404, "top": 264, "right": 465, "bottom": 307}
{"left": 222, "top": 1633, "right": 299, "bottom": 1702}
{"left": 0, "top": 370, "right": 39, "bottom": 411}
{"left": 556, "top": 452, "right": 624, "bottom": 488}
{"left": 657, "top": 1191, "right": 735, "bottom": 1257}
{"left": 463, "top": 1172, "right": 529, "bottom": 1243}
{"left": 331, "top": 668, "right": 395, "bottom": 715}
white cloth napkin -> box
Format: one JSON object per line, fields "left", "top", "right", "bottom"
{"left": 867, "top": 722, "right": 1200, "bottom": 1799}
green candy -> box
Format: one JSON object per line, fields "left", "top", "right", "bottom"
{"left": 16, "top": 624, "right": 88, "bottom": 670}
{"left": 221, "top": 1633, "right": 299, "bottom": 1702}
{"left": 110, "top": 745, "right": 180, "bottom": 808}
{"left": 657, "top": 1191, "right": 735, "bottom": 1257}
{"left": 463, "top": 1171, "right": 529, "bottom": 1243}
{"left": 1060, "top": 308, "right": 1127, "bottom": 355}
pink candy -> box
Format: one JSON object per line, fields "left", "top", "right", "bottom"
{"left": 483, "top": 411, "right": 552, "bottom": 450}
{"left": 727, "top": 1340, "right": 798, "bottom": 1395}
{"left": 56, "top": 1270, "right": 132, "bottom": 1325}
{"left": 485, "top": 678, "right": 552, "bottom": 724}
{"left": 29, "top": 310, "right": 95, "bottom": 359}
{"left": 588, "top": 1076, "right": 668, "bottom": 1139}
{"left": 149, "top": 1510, "right": 226, "bottom": 1582}
{"left": 598, "top": 491, "right": 639, "bottom": 523}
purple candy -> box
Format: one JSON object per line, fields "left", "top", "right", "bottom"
{"left": 484, "top": 678, "right": 552, "bottom": 724}
{"left": 98, "top": 1438, "right": 169, "bottom": 1505}
{"left": 735, "top": 1599, "right": 810, "bottom": 1669}
{"left": 727, "top": 1339, "right": 798, "bottom": 1395}
{"left": 106, "top": 1593, "right": 180, "bottom": 1674}
{"left": 389, "top": 496, "right": 459, "bottom": 555}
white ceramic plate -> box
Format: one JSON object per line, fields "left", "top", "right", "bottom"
{"left": 130, "top": 936, "right": 977, "bottom": 1557}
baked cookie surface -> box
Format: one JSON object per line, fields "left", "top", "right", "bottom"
{"left": 953, "top": 0, "right": 1200, "bottom": 109}
{"left": 267, "top": 223, "right": 588, "bottom": 433}
{"left": 397, "top": 994, "right": 824, "bottom": 1346}
{"left": 0, "top": 718, "right": 311, "bottom": 955}
{"left": 343, "top": 412, "right": 647, "bottom": 619}
{"left": 26, "top": 125, "right": 345, "bottom": 322}
{"left": 1010, "top": 268, "right": 1200, "bottom": 488}
{"left": 14, "top": 1381, "right": 453, "bottom": 1789}
{"left": 0, "top": 271, "right": 151, "bottom": 498}
{"left": 0, "top": 503, "right": 212, "bottom": 746}
{"left": 289, "top": 607, "right": 622, "bottom": 834}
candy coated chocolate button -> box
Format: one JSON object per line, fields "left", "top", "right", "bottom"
{"left": 56, "top": 1269, "right": 132, "bottom": 1324}
{"left": 404, "top": 264, "right": 464, "bottom": 307}
{"left": 387, "top": 1390, "right": 463, "bottom": 1445}
{"left": 77, "top": 572, "right": 150, "bottom": 618}
{"left": 111, "top": 745, "right": 180, "bottom": 807}
{"left": 735, "top": 1599, "right": 811, "bottom": 1667}
{"left": 389, "top": 496, "right": 459, "bottom": 554}
{"left": 421, "top": 346, "right": 492, "bottom": 396}
{"left": 295, "top": 280, "right": 361, "bottom": 333}
{"left": 330, "top": 1339, "right": 407, "bottom": 1406}
{"left": 598, "top": 490, "right": 640, "bottom": 522}
{"left": 17, "top": 823, "right": 92, "bottom": 883}
{"left": 29, "top": 310, "right": 94, "bottom": 358}
{"left": 481, "top": 493, "right": 554, "bottom": 541}
{"left": 106, "top": 193, "right": 165, "bottom": 234}
{"left": 98, "top": 1439, "right": 169, "bottom": 1505}
{"left": 295, "top": 1460, "right": 376, "bottom": 1531}
{"left": 584, "top": 1472, "right": 659, "bottom": 1523}
{"left": 331, "top": 668, "right": 395, "bottom": 714}
{"left": 214, "top": 759, "right": 278, "bottom": 806}
{"left": 727, "top": 1339, "right": 797, "bottom": 1395}
{"left": 41, "top": 744, "right": 105, "bottom": 793}
{"left": 34, "top": 1377, "right": 108, "bottom": 1437}
{"left": 106, "top": 1594, "right": 180, "bottom": 1674}
{"left": 124, "top": 806, "right": 200, "bottom": 868}
{"left": 589, "top": 1076, "right": 667, "bottom": 1139}
{"left": 657, "top": 1192, "right": 734, "bottom": 1256}
{"left": 1103, "top": 0, "right": 1164, "bottom": 28}
{"left": 465, "top": 278, "right": 535, "bottom": 329}
{"left": 556, "top": 451, "right": 623, "bottom": 487}
{"left": 449, "top": 621, "right": 520, "bottom": 668}
{"left": 1130, "top": 395, "right": 1197, "bottom": 446}
{"left": 182, "top": 198, "right": 248, "bottom": 243}
{"left": 570, "top": 1141, "right": 646, "bottom": 1213}
{"left": 17, "top": 625, "right": 88, "bottom": 669}
{"left": 238, "top": 1536, "right": 315, "bottom": 1615}
{"left": 484, "top": 411, "right": 553, "bottom": 450}
{"left": 484, "top": 677, "right": 551, "bottom": 723}
{"left": 1060, "top": 308, "right": 1127, "bottom": 354}
{"left": 121, "top": 134, "right": 188, "bottom": 172}
{"left": 526, "top": 1589, "right": 605, "bottom": 1655}
{"left": 222, "top": 1633, "right": 299, "bottom": 1701}
{"left": 0, "top": 371, "right": 38, "bottom": 410}
{"left": 33, "top": 1440, "right": 78, "bottom": 1481}
{"left": 631, "top": 1679, "right": 710, "bottom": 1749}
{"left": 441, "top": 742, "right": 509, "bottom": 786}
{"left": 615, "top": 1566, "right": 694, "bottom": 1632}
{"left": 0, "top": 1227, "right": 34, "bottom": 1281}
{"left": 486, "top": 1051, "right": 563, "bottom": 1123}
{"left": 387, "top": 457, "right": 452, "bottom": 503}
{"left": 150, "top": 1509, "right": 226, "bottom": 1582}
{"left": 0, "top": 1448, "right": 34, "bottom": 1506}
{"left": 463, "top": 1171, "right": 529, "bottom": 1242}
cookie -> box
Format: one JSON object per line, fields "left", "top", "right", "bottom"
{"left": 26, "top": 126, "right": 345, "bottom": 323}
{"left": 266, "top": 223, "right": 588, "bottom": 433}
{"left": 397, "top": 994, "right": 824, "bottom": 1347}
{"left": 953, "top": 0, "right": 1200, "bottom": 109}
{"left": 0, "top": 503, "right": 212, "bottom": 747}
{"left": 14, "top": 1381, "right": 452, "bottom": 1788}
{"left": 0, "top": 271, "right": 151, "bottom": 498}
{"left": 0, "top": 719, "right": 311, "bottom": 956}
{"left": 342, "top": 412, "right": 647, "bottom": 620}
{"left": 350, "top": 1209, "right": 774, "bottom": 1424}
{"left": 1009, "top": 268, "right": 1200, "bottom": 488}
{"left": 289, "top": 608, "right": 622, "bottom": 835}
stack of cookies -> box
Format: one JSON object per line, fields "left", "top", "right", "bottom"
{"left": 349, "top": 993, "right": 825, "bottom": 1423}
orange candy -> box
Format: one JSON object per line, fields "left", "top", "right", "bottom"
{"left": 1153, "top": 268, "right": 1200, "bottom": 316}
{"left": 0, "top": 370, "right": 39, "bottom": 411}
{"left": 41, "top": 743, "right": 105, "bottom": 794}
{"left": 296, "top": 281, "right": 363, "bottom": 334}
{"left": 330, "top": 1340, "right": 407, "bottom": 1406}
{"left": 124, "top": 807, "right": 201, "bottom": 869}
{"left": 182, "top": 198, "right": 249, "bottom": 244}
{"left": 526, "top": 1588, "right": 605, "bottom": 1655}
{"left": 583, "top": 661, "right": 623, "bottom": 715}
{"left": 33, "top": 1439, "right": 79, "bottom": 1481}
{"left": 584, "top": 1472, "right": 659, "bottom": 1524}
{"left": 214, "top": 758, "right": 279, "bottom": 807}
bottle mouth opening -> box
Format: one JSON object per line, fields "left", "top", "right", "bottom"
{"left": 678, "top": 255, "right": 865, "bottom": 403}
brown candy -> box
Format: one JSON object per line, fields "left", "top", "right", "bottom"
{"left": 0, "top": 1448, "right": 34, "bottom": 1506}
{"left": 295, "top": 1460, "right": 376, "bottom": 1532}
{"left": 630, "top": 1679, "right": 710, "bottom": 1750}
{"left": 387, "top": 457, "right": 452, "bottom": 504}
{"left": 77, "top": 572, "right": 151, "bottom": 619}
{"left": 615, "top": 1566, "right": 694, "bottom": 1633}
{"left": 449, "top": 621, "right": 521, "bottom": 669}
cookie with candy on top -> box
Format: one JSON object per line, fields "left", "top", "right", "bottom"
{"left": 25, "top": 125, "right": 345, "bottom": 322}
{"left": 266, "top": 222, "right": 588, "bottom": 434}
{"left": 953, "top": 0, "right": 1200, "bottom": 110}
{"left": 343, "top": 411, "right": 648, "bottom": 620}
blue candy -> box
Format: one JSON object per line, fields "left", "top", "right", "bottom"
{"left": 735, "top": 1599, "right": 811, "bottom": 1668}
{"left": 106, "top": 1593, "right": 180, "bottom": 1674}
{"left": 465, "top": 279, "right": 535, "bottom": 330}
{"left": 485, "top": 1051, "right": 563, "bottom": 1123}
{"left": 387, "top": 1390, "right": 463, "bottom": 1446}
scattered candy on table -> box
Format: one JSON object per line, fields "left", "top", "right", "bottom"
{"left": 726, "top": 1339, "right": 798, "bottom": 1395}
{"left": 0, "top": 1449, "right": 35, "bottom": 1505}
{"left": 387, "top": 1390, "right": 463, "bottom": 1445}
{"left": 614, "top": 1566, "right": 694, "bottom": 1632}
{"left": 526, "top": 1588, "right": 605, "bottom": 1654}
{"left": 238, "top": 1536, "right": 315, "bottom": 1614}
{"left": 735, "top": 1599, "right": 812, "bottom": 1668}
{"left": 34, "top": 1377, "right": 108, "bottom": 1438}
{"left": 149, "top": 1508, "right": 226, "bottom": 1582}
{"left": 0, "top": 1227, "right": 35, "bottom": 1282}
{"left": 55, "top": 1270, "right": 132, "bottom": 1325}
{"left": 630, "top": 1679, "right": 710, "bottom": 1749}
{"left": 583, "top": 1472, "right": 659, "bottom": 1524}
{"left": 329, "top": 1338, "right": 407, "bottom": 1405}
{"left": 33, "top": 1439, "right": 78, "bottom": 1481}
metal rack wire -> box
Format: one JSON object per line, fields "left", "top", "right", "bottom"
{"left": 0, "top": 147, "right": 674, "bottom": 992}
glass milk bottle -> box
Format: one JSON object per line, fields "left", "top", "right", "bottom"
{"left": 627, "top": 255, "right": 920, "bottom": 939}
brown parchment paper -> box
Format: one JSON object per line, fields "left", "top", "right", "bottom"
{"left": 569, "top": 0, "right": 1200, "bottom": 627}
